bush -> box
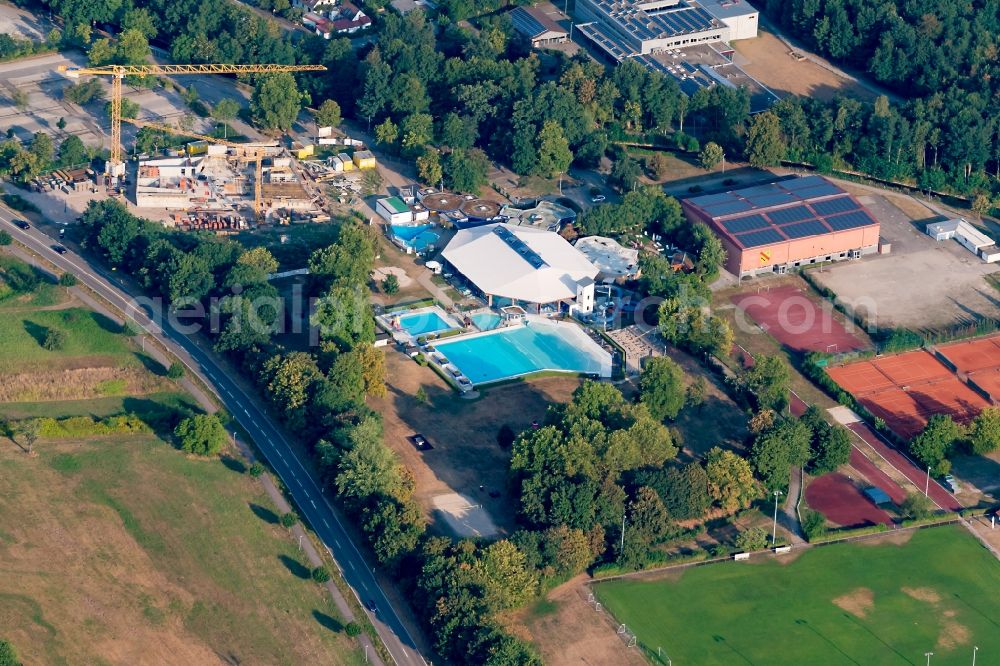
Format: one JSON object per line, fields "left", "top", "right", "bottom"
{"left": 0, "top": 230, "right": 11, "bottom": 245}
{"left": 166, "top": 362, "right": 184, "bottom": 379}
{"left": 248, "top": 461, "right": 265, "bottom": 477}
{"left": 344, "top": 622, "right": 361, "bottom": 637}
{"left": 41, "top": 327, "right": 67, "bottom": 350}
{"left": 899, "top": 493, "right": 933, "bottom": 520}
{"left": 174, "top": 414, "right": 227, "bottom": 456}
{"left": 280, "top": 511, "right": 298, "bottom": 527}
{"left": 58, "top": 272, "right": 77, "bottom": 286}
{"left": 121, "top": 320, "right": 139, "bottom": 336}
{"left": 0, "top": 639, "right": 22, "bottom": 666}
{"left": 734, "top": 526, "right": 768, "bottom": 552}
{"left": 801, "top": 509, "right": 827, "bottom": 541}
{"left": 311, "top": 566, "right": 331, "bottom": 583}
{"left": 34, "top": 414, "right": 149, "bottom": 438}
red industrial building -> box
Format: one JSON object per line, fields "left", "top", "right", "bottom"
{"left": 682, "top": 176, "right": 880, "bottom": 278}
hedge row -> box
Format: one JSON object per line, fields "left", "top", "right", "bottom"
{"left": 34, "top": 414, "right": 150, "bottom": 438}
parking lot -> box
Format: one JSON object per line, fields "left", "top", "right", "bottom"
{"left": 811, "top": 193, "right": 1000, "bottom": 329}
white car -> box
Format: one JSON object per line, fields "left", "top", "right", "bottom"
{"left": 943, "top": 474, "right": 959, "bottom": 493}
{"left": 591, "top": 195, "right": 606, "bottom": 203}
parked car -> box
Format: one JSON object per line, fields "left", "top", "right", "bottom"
{"left": 13, "top": 219, "right": 30, "bottom": 230}
{"left": 591, "top": 194, "right": 606, "bottom": 203}
{"left": 52, "top": 244, "right": 67, "bottom": 254}
{"left": 366, "top": 599, "right": 378, "bottom": 613}
{"left": 943, "top": 474, "right": 959, "bottom": 493}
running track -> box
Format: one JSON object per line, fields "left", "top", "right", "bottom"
{"left": 846, "top": 422, "right": 962, "bottom": 511}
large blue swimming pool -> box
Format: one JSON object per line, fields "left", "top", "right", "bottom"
{"left": 391, "top": 224, "right": 439, "bottom": 252}
{"left": 434, "top": 323, "right": 606, "bottom": 385}
{"left": 397, "top": 311, "right": 455, "bottom": 336}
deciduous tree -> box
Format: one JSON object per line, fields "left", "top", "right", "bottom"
{"left": 174, "top": 414, "right": 227, "bottom": 455}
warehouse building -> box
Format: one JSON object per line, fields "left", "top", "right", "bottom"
{"left": 926, "top": 218, "right": 1000, "bottom": 263}
{"left": 682, "top": 176, "right": 881, "bottom": 278}
{"left": 510, "top": 5, "right": 569, "bottom": 48}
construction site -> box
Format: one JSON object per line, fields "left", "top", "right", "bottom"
{"left": 1, "top": 45, "right": 378, "bottom": 231}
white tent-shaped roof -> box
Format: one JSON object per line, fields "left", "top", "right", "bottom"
{"left": 442, "top": 223, "right": 598, "bottom": 304}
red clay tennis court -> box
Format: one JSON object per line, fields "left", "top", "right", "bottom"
{"left": 938, "top": 335, "right": 1000, "bottom": 401}
{"left": 805, "top": 473, "right": 893, "bottom": 527}
{"left": 828, "top": 349, "right": 991, "bottom": 439}
{"left": 731, "top": 286, "right": 865, "bottom": 353}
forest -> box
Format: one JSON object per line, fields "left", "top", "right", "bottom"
{"left": 18, "top": 0, "right": 1000, "bottom": 202}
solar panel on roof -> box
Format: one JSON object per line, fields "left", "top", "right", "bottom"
{"left": 782, "top": 220, "right": 830, "bottom": 239}
{"left": 736, "top": 228, "right": 785, "bottom": 248}
{"left": 826, "top": 211, "right": 876, "bottom": 231}
{"left": 791, "top": 183, "right": 843, "bottom": 199}
{"left": 704, "top": 200, "right": 754, "bottom": 216}
{"left": 722, "top": 214, "right": 771, "bottom": 234}
{"left": 747, "top": 192, "right": 797, "bottom": 207}
{"left": 735, "top": 185, "right": 776, "bottom": 197}
{"left": 510, "top": 8, "right": 546, "bottom": 38}
{"left": 767, "top": 206, "right": 814, "bottom": 224}
{"left": 695, "top": 193, "right": 736, "bottom": 205}
{"left": 811, "top": 197, "right": 858, "bottom": 216}
{"left": 780, "top": 176, "right": 830, "bottom": 191}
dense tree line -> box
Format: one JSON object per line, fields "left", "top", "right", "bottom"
{"left": 763, "top": 0, "right": 1000, "bottom": 198}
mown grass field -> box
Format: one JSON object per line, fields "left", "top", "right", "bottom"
{"left": 0, "top": 436, "right": 365, "bottom": 665}
{"left": 595, "top": 527, "right": 1000, "bottom": 665}
{"left": 0, "top": 307, "right": 135, "bottom": 372}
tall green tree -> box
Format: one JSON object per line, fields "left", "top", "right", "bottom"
{"left": 745, "top": 111, "right": 786, "bottom": 167}
{"left": 251, "top": 72, "right": 304, "bottom": 132}
{"left": 639, "top": 356, "right": 687, "bottom": 421}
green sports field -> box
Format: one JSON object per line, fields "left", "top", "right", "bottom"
{"left": 595, "top": 526, "right": 1000, "bottom": 665}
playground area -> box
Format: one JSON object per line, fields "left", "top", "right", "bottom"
{"left": 730, "top": 285, "right": 866, "bottom": 354}
{"left": 826, "top": 349, "right": 989, "bottom": 439}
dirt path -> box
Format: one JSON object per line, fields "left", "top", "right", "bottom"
{"left": 518, "top": 577, "right": 648, "bottom": 666}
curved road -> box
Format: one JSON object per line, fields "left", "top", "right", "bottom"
{"left": 0, "top": 207, "right": 426, "bottom": 666}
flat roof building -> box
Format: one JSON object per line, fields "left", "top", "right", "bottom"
{"left": 376, "top": 196, "right": 413, "bottom": 224}
{"left": 575, "top": 0, "right": 774, "bottom": 109}
{"left": 574, "top": 235, "right": 641, "bottom": 280}
{"left": 682, "top": 175, "right": 881, "bottom": 278}
{"left": 926, "top": 218, "right": 1000, "bottom": 263}
{"left": 441, "top": 223, "right": 599, "bottom": 312}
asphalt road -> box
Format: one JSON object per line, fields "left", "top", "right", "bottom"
{"left": 0, "top": 207, "right": 426, "bottom": 666}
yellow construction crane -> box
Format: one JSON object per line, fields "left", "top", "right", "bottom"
{"left": 121, "top": 117, "right": 277, "bottom": 218}
{"left": 57, "top": 63, "right": 326, "bottom": 177}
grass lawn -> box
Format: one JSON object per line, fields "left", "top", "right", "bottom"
{"left": 0, "top": 307, "right": 139, "bottom": 374}
{"left": 595, "top": 526, "right": 1000, "bottom": 665}
{"left": 0, "top": 390, "right": 199, "bottom": 424}
{"left": 0, "top": 435, "right": 364, "bottom": 665}
{"left": 0, "top": 255, "right": 66, "bottom": 310}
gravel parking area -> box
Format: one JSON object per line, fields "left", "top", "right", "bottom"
{"left": 0, "top": 2, "right": 49, "bottom": 40}
{"left": 811, "top": 194, "right": 1000, "bottom": 329}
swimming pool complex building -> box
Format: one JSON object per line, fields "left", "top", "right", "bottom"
{"left": 441, "top": 223, "right": 600, "bottom": 314}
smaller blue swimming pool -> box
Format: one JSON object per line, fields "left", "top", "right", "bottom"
{"left": 471, "top": 312, "right": 501, "bottom": 331}
{"left": 391, "top": 224, "right": 439, "bottom": 252}
{"left": 397, "top": 310, "right": 454, "bottom": 336}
